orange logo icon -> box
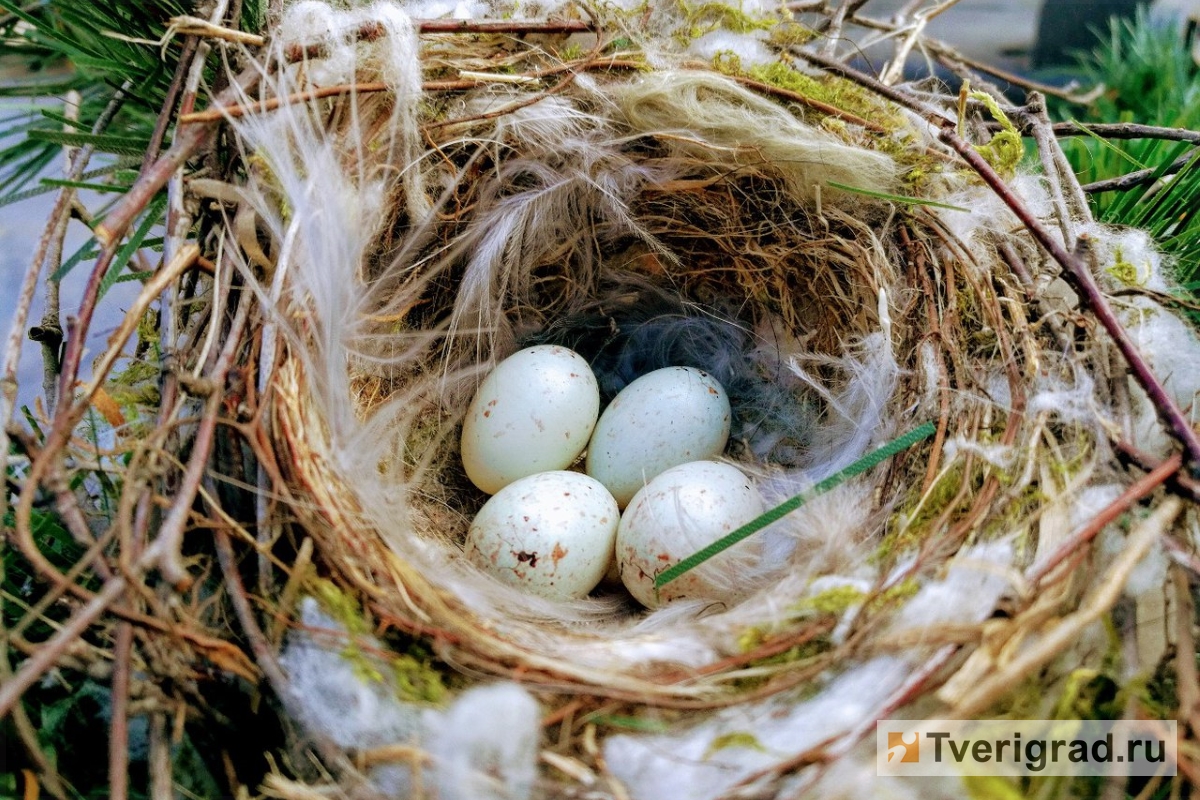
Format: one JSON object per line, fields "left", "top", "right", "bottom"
{"left": 887, "top": 731, "right": 920, "bottom": 763}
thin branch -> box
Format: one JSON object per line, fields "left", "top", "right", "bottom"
{"left": 818, "top": 0, "right": 873, "bottom": 56}
{"left": 1050, "top": 122, "right": 1200, "bottom": 143}
{"left": 938, "top": 148, "right": 1200, "bottom": 470}
{"left": 1113, "top": 439, "right": 1200, "bottom": 504}
{"left": 148, "top": 713, "right": 174, "bottom": 800}
{"left": 730, "top": 75, "right": 887, "bottom": 132}
{"left": 0, "top": 652, "right": 69, "bottom": 799}
{"left": 951, "top": 497, "right": 1183, "bottom": 719}
{"left": 878, "top": 8, "right": 925, "bottom": 85}
{"left": 932, "top": 46, "right": 1101, "bottom": 104}
{"left": 1081, "top": 151, "right": 1197, "bottom": 194}
{"left": 96, "top": 65, "right": 261, "bottom": 247}
{"left": 797, "top": 48, "right": 1200, "bottom": 472}
{"left": 32, "top": 90, "right": 82, "bottom": 412}
{"left": 1027, "top": 453, "right": 1182, "bottom": 586}
{"left": 1024, "top": 94, "right": 1079, "bottom": 249}
{"left": 796, "top": 47, "right": 954, "bottom": 124}
{"left": 0, "top": 245, "right": 244, "bottom": 715}
{"left": 1173, "top": 567, "right": 1200, "bottom": 737}
{"left": 0, "top": 80, "right": 130, "bottom": 519}
{"left": 152, "top": 247, "right": 248, "bottom": 589}
{"left": 1022, "top": 92, "right": 1093, "bottom": 234}
{"left": 0, "top": 577, "right": 129, "bottom": 719}
{"left": 179, "top": 57, "right": 644, "bottom": 124}
{"left": 213, "top": 527, "right": 386, "bottom": 797}
{"left": 140, "top": 35, "right": 201, "bottom": 176}
{"left": 109, "top": 622, "right": 134, "bottom": 800}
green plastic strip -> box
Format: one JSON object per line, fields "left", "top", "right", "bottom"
{"left": 654, "top": 420, "right": 937, "bottom": 591}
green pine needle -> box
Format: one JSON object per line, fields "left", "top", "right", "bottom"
{"left": 825, "top": 180, "right": 971, "bottom": 212}
{"left": 1050, "top": 9, "right": 1200, "bottom": 306}
{"left": 654, "top": 421, "right": 937, "bottom": 592}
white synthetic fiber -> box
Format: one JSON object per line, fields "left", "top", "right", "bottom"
{"left": 237, "top": 0, "right": 427, "bottom": 444}
{"left": 280, "top": 1, "right": 354, "bottom": 86}
{"left": 797, "top": 754, "right": 968, "bottom": 800}
{"left": 604, "top": 544, "right": 1015, "bottom": 800}
{"left": 1028, "top": 365, "right": 1100, "bottom": 426}
{"left": 428, "top": 683, "right": 541, "bottom": 800}
{"left": 279, "top": 599, "right": 422, "bottom": 797}
{"left": 280, "top": 599, "right": 542, "bottom": 799}
{"left": 1092, "top": 487, "right": 1170, "bottom": 599}
{"left": 1084, "top": 222, "right": 1173, "bottom": 292}
{"left": 1074, "top": 222, "right": 1200, "bottom": 457}
{"left": 611, "top": 71, "right": 899, "bottom": 202}
{"left": 1071, "top": 484, "right": 1125, "bottom": 531}
{"left": 943, "top": 436, "right": 1016, "bottom": 469}
{"left": 888, "top": 541, "right": 1014, "bottom": 632}
{"left": 687, "top": 30, "right": 775, "bottom": 68}
{"left": 605, "top": 657, "right": 910, "bottom": 800}
{"left": 401, "top": 0, "right": 484, "bottom": 17}
{"left": 934, "top": 173, "right": 1056, "bottom": 261}
{"left": 1122, "top": 300, "right": 1200, "bottom": 457}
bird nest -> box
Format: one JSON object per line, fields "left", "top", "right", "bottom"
{"left": 7, "top": 1, "right": 1200, "bottom": 798}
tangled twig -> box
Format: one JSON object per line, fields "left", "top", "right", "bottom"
{"left": 798, "top": 48, "right": 1200, "bottom": 476}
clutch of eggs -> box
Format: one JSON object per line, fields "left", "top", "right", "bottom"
{"left": 461, "top": 347, "right": 757, "bottom": 608}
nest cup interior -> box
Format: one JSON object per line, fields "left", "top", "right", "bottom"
{"left": 244, "top": 4, "right": 941, "bottom": 686}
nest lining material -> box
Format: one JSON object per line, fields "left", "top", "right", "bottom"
{"left": 200, "top": 0, "right": 1200, "bottom": 795}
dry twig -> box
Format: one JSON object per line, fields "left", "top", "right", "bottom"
{"left": 796, "top": 49, "right": 1200, "bottom": 474}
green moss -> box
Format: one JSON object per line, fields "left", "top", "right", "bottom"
{"left": 104, "top": 311, "right": 163, "bottom": 421}
{"left": 736, "top": 625, "right": 772, "bottom": 653}
{"left": 705, "top": 732, "right": 768, "bottom": 758}
{"left": 786, "top": 579, "right": 921, "bottom": 624}
{"left": 393, "top": 652, "right": 449, "bottom": 704}
{"left": 558, "top": 42, "right": 585, "bottom": 61}
{"left": 795, "top": 584, "right": 865, "bottom": 615}
{"left": 869, "top": 578, "right": 921, "bottom": 613}
{"left": 962, "top": 775, "right": 1026, "bottom": 800}
{"left": 877, "top": 462, "right": 973, "bottom": 562}
{"left": 963, "top": 88, "right": 1024, "bottom": 178}
{"left": 1105, "top": 245, "right": 1152, "bottom": 285}
{"left": 1053, "top": 668, "right": 1122, "bottom": 721}
{"left": 766, "top": 22, "right": 815, "bottom": 48}
{"left": 711, "top": 50, "right": 744, "bottom": 76}
{"left": 733, "top": 624, "right": 832, "bottom": 683}
{"left": 311, "top": 578, "right": 372, "bottom": 636}
{"left": 745, "top": 62, "right": 922, "bottom": 165}
{"left": 679, "top": 0, "right": 776, "bottom": 38}
{"left": 310, "top": 579, "right": 450, "bottom": 703}
{"left": 749, "top": 61, "right": 823, "bottom": 98}
{"left": 1139, "top": 646, "right": 1192, "bottom": 720}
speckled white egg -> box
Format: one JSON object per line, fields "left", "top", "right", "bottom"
{"left": 461, "top": 346, "right": 600, "bottom": 495}
{"left": 616, "top": 460, "right": 764, "bottom": 609}
{"left": 586, "top": 366, "right": 730, "bottom": 507}
{"left": 465, "top": 471, "right": 619, "bottom": 601}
